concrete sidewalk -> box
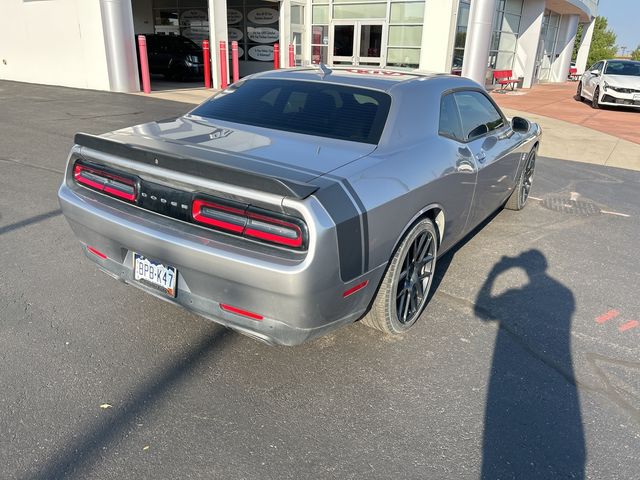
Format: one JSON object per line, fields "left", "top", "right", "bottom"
{"left": 132, "top": 83, "right": 640, "bottom": 172}
{"left": 132, "top": 87, "right": 213, "bottom": 105}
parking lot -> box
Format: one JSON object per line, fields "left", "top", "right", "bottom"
{"left": 1, "top": 80, "right": 639, "bottom": 479}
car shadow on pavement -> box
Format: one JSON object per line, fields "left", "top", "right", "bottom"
{"left": 27, "top": 327, "right": 231, "bottom": 480}
{"left": 474, "top": 250, "right": 585, "bottom": 479}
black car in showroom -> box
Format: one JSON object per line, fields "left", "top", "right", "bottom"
{"left": 138, "top": 34, "right": 204, "bottom": 80}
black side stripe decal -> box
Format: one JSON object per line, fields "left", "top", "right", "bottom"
{"left": 341, "top": 180, "right": 369, "bottom": 273}
{"left": 313, "top": 177, "right": 369, "bottom": 282}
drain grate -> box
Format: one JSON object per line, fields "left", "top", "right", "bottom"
{"left": 541, "top": 195, "right": 602, "bottom": 216}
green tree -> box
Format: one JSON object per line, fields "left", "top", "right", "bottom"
{"left": 572, "top": 23, "right": 584, "bottom": 61}
{"left": 631, "top": 46, "right": 640, "bottom": 61}
{"left": 586, "top": 16, "right": 617, "bottom": 66}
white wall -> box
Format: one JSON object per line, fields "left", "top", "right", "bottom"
{"left": 550, "top": 14, "right": 579, "bottom": 82}
{"left": 419, "top": 0, "right": 457, "bottom": 72}
{"left": 574, "top": 17, "right": 594, "bottom": 74}
{"left": 0, "top": 0, "right": 111, "bottom": 91}
{"left": 514, "top": 0, "right": 545, "bottom": 88}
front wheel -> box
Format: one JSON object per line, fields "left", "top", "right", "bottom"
{"left": 591, "top": 86, "right": 601, "bottom": 109}
{"left": 576, "top": 82, "right": 584, "bottom": 101}
{"left": 362, "top": 218, "right": 437, "bottom": 335}
{"left": 505, "top": 148, "right": 536, "bottom": 211}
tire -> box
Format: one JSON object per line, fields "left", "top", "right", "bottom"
{"left": 505, "top": 148, "right": 536, "bottom": 211}
{"left": 362, "top": 218, "right": 438, "bottom": 335}
{"left": 576, "top": 82, "right": 584, "bottom": 101}
{"left": 591, "top": 86, "right": 601, "bottom": 109}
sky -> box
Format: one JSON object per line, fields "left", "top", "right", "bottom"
{"left": 597, "top": 0, "right": 640, "bottom": 55}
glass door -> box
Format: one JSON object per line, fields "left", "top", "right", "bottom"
{"left": 330, "top": 21, "right": 384, "bottom": 66}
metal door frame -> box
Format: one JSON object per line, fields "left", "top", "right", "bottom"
{"left": 329, "top": 20, "right": 386, "bottom": 66}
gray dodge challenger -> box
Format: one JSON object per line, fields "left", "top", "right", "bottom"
{"left": 58, "top": 67, "right": 541, "bottom": 345}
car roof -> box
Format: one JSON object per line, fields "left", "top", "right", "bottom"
{"left": 249, "top": 66, "right": 478, "bottom": 93}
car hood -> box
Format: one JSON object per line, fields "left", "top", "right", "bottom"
{"left": 100, "top": 115, "right": 377, "bottom": 183}
{"left": 603, "top": 74, "right": 640, "bottom": 89}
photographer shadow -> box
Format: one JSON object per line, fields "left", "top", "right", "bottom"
{"left": 475, "top": 250, "right": 585, "bottom": 479}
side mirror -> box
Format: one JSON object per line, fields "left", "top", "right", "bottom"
{"left": 511, "top": 116, "right": 530, "bottom": 134}
{"left": 591, "top": 69, "right": 601, "bottom": 76}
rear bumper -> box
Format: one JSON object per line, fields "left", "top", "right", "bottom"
{"left": 58, "top": 183, "right": 384, "bottom": 345}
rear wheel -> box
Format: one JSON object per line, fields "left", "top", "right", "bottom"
{"left": 591, "top": 86, "right": 601, "bottom": 109}
{"left": 505, "top": 148, "right": 536, "bottom": 211}
{"left": 362, "top": 218, "right": 437, "bottom": 335}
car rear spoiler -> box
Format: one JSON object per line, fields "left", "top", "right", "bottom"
{"left": 74, "top": 133, "right": 319, "bottom": 200}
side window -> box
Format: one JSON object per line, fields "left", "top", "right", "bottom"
{"left": 438, "top": 93, "right": 464, "bottom": 141}
{"left": 591, "top": 61, "right": 603, "bottom": 72}
{"left": 453, "top": 91, "right": 505, "bottom": 141}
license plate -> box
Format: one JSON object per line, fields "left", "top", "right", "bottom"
{"left": 133, "top": 253, "right": 177, "bottom": 297}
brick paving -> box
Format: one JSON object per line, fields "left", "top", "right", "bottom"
{"left": 491, "top": 82, "right": 640, "bottom": 145}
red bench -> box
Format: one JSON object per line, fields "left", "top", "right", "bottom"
{"left": 493, "top": 70, "right": 519, "bottom": 92}
{"left": 568, "top": 67, "right": 580, "bottom": 81}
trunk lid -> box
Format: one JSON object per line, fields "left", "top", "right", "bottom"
{"left": 97, "top": 116, "right": 376, "bottom": 187}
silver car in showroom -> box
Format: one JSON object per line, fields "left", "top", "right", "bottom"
{"left": 577, "top": 59, "right": 640, "bottom": 109}
{"left": 58, "top": 67, "right": 541, "bottom": 345}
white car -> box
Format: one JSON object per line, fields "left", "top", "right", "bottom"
{"left": 577, "top": 59, "right": 640, "bottom": 109}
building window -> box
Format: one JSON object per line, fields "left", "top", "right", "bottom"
{"left": 537, "top": 10, "right": 561, "bottom": 81}
{"left": 386, "top": 1, "right": 424, "bottom": 69}
{"left": 488, "top": 0, "right": 523, "bottom": 81}
{"left": 311, "top": 0, "right": 330, "bottom": 63}
{"left": 152, "top": 0, "right": 209, "bottom": 44}
{"left": 452, "top": 0, "right": 471, "bottom": 74}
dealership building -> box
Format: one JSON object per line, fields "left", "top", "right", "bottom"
{"left": 0, "top": 0, "right": 598, "bottom": 91}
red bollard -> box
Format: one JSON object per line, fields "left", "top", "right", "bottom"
{"left": 231, "top": 41, "right": 239, "bottom": 83}
{"left": 137, "top": 35, "right": 151, "bottom": 94}
{"left": 203, "top": 40, "right": 211, "bottom": 89}
{"left": 219, "top": 41, "right": 228, "bottom": 89}
{"left": 288, "top": 44, "right": 295, "bottom": 68}
{"left": 273, "top": 43, "right": 280, "bottom": 70}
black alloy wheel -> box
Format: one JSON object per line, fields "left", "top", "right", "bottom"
{"left": 506, "top": 148, "right": 536, "bottom": 211}
{"left": 520, "top": 150, "right": 536, "bottom": 206}
{"left": 395, "top": 230, "right": 436, "bottom": 324}
{"left": 362, "top": 218, "right": 438, "bottom": 334}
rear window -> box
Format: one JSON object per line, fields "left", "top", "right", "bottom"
{"left": 190, "top": 79, "right": 391, "bottom": 144}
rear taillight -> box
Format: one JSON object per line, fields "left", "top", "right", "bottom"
{"left": 73, "top": 161, "right": 137, "bottom": 202}
{"left": 192, "top": 196, "right": 307, "bottom": 249}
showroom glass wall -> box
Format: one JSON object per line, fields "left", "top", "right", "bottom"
{"left": 535, "top": 9, "right": 561, "bottom": 82}
{"left": 152, "top": 0, "right": 210, "bottom": 43}
{"left": 452, "top": 0, "right": 471, "bottom": 74}
{"left": 488, "top": 0, "right": 523, "bottom": 78}
{"left": 311, "top": 0, "right": 425, "bottom": 68}
{"left": 451, "top": 0, "right": 523, "bottom": 84}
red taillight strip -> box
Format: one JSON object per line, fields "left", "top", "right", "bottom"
{"left": 87, "top": 245, "right": 107, "bottom": 259}
{"left": 343, "top": 280, "right": 369, "bottom": 298}
{"left": 220, "top": 304, "right": 264, "bottom": 321}
{"left": 73, "top": 163, "right": 136, "bottom": 202}
{"left": 192, "top": 199, "right": 246, "bottom": 233}
{"left": 192, "top": 197, "right": 306, "bottom": 249}
{"left": 244, "top": 211, "right": 303, "bottom": 248}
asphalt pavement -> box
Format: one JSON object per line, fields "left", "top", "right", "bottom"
{"left": 1, "top": 80, "right": 639, "bottom": 480}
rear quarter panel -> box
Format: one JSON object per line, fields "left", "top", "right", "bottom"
{"left": 325, "top": 78, "right": 479, "bottom": 271}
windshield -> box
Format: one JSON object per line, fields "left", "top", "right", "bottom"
{"left": 604, "top": 61, "right": 640, "bottom": 77}
{"left": 191, "top": 79, "right": 391, "bottom": 144}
